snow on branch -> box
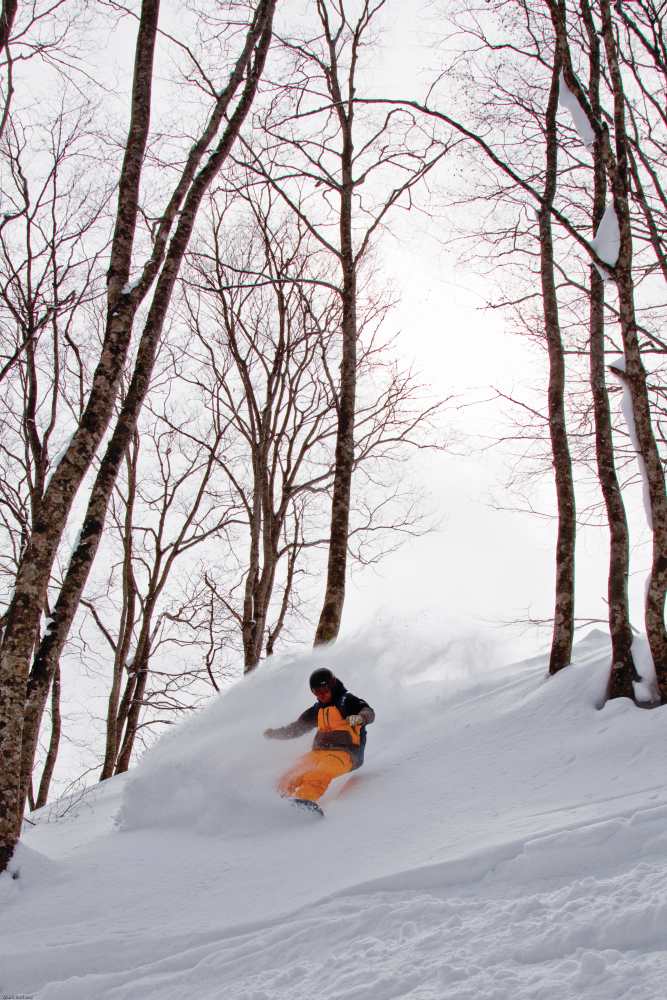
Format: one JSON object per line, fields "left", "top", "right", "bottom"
{"left": 591, "top": 203, "right": 620, "bottom": 281}
{"left": 558, "top": 71, "right": 595, "bottom": 149}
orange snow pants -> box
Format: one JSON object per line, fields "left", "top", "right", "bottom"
{"left": 278, "top": 749, "right": 354, "bottom": 802}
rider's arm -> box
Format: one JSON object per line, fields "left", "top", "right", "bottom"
{"left": 264, "top": 705, "right": 318, "bottom": 739}
{"left": 344, "top": 694, "right": 375, "bottom": 726}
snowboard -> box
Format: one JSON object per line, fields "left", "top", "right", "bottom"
{"left": 290, "top": 797, "right": 325, "bottom": 818}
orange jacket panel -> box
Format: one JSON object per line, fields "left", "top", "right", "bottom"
{"left": 316, "top": 704, "right": 362, "bottom": 747}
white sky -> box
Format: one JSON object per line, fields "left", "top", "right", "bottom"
{"left": 341, "top": 220, "right": 654, "bottom": 658}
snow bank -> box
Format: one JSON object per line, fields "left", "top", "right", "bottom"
{"left": 0, "top": 840, "right": 61, "bottom": 905}
{"left": 33, "top": 805, "right": 667, "bottom": 1000}
{"left": 5, "top": 626, "right": 667, "bottom": 1000}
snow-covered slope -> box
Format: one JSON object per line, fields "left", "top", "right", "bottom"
{"left": 2, "top": 626, "right": 667, "bottom": 999}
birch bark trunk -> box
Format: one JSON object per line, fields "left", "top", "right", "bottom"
{"left": 314, "top": 15, "right": 356, "bottom": 645}
{"left": 0, "top": 0, "right": 17, "bottom": 50}
{"left": 581, "top": 0, "right": 637, "bottom": 700}
{"left": 598, "top": 0, "right": 667, "bottom": 695}
{"left": 540, "top": 53, "right": 576, "bottom": 675}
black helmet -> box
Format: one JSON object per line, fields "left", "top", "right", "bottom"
{"left": 309, "top": 667, "right": 335, "bottom": 691}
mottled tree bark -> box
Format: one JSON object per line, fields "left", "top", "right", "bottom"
{"left": 581, "top": 0, "right": 636, "bottom": 701}
{"left": 590, "top": 275, "right": 636, "bottom": 700}
{"left": 0, "top": 0, "right": 17, "bottom": 50}
{"left": 242, "top": 437, "right": 266, "bottom": 670}
{"left": 598, "top": 0, "right": 667, "bottom": 695}
{"left": 314, "top": 243, "right": 356, "bottom": 645}
{"left": 540, "top": 53, "right": 576, "bottom": 676}
{"left": 34, "top": 665, "right": 61, "bottom": 810}
{"left": 314, "top": 7, "right": 356, "bottom": 646}
{"left": 0, "top": 0, "right": 18, "bottom": 139}
{"left": 546, "top": 0, "right": 667, "bottom": 695}
{"left": 100, "top": 436, "right": 139, "bottom": 780}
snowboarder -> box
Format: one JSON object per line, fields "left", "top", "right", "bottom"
{"left": 264, "top": 667, "right": 375, "bottom": 815}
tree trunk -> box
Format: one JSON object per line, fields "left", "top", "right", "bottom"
{"left": 246, "top": 532, "right": 280, "bottom": 671}
{"left": 0, "top": 0, "right": 18, "bottom": 50}
{"left": 113, "top": 670, "right": 138, "bottom": 767}
{"left": 581, "top": 0, "right": 637, "bottom": 700}
{"left": 591, "top": 270, "right": 636, "bottom": 702}
{"left": 540, "top": 53, "right": 576, "bottom": 675}
{"left": 599, "top": 0, "right": 667, "bottom": 695}
{"left": 314, "top": 116, "right": 356, "bottom": 645}
{"left": 101, "top": 438, "right": 139, "bottom": 780}
{"left": 266, "top": 532, "right": 298, "bottom": 656}
{"left": 35, "top": 664, "right": 61, "bottom": 810}
{"left": 109, "top": 604, "right": 155, "bottom": 777}
{"left": 114, "top": 654, "right": 149, "bottom": 775}
{"left": 242, "top": 448, "right": 264, "bottom": 672}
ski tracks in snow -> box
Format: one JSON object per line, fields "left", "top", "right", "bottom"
{"left": 35, "top": 864, "right": 667, "bottom": 1000}
{"left": 36, "top": 805, "right": 667, "bottom": 1000}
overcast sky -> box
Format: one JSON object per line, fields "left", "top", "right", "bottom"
{"left": 341, "top": 210, "right": 653, "bottom": 659}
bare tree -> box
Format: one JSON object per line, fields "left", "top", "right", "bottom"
{"left": 580, "top": 0, "right": 636, "bottom": 699}
{"left": 0, "top": 0, "right": 278, "bottom": 875}
{"left": 549, "top": 0, "right": 667, "bottom": 693}
{"left": 0, "top": 104, "right": 104, "bottom": 537}
{"left": 83, "top": 399, "right": 235, "bottom": 779}
{"left": 0, "top": 102, "right": 106, "bottom": 808}
{"left": 0, "top": 0, "right": 17, "bottom": 135}
{"left": 179, "top": 177, "right": 448, "bottom": 673}
{"left": 242, "top": 0, "right": 447, "bottom": 644}
{"left": 538, "top": 47, "right": 577, "bottom": 674}
{"left": 181, "top": 192, "right": 341, "bottom": 670}
{"left": 0, "top": 1, "right": 89, "bottom": 142}
{"left": 0, "top": 0, "right": 160, "bottom": 872}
